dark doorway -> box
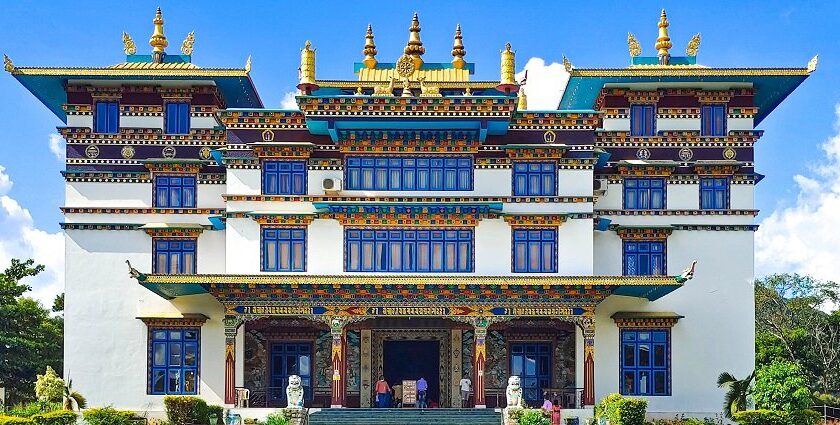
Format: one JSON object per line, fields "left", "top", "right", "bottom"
{"left": 383, "top": 340, "right": 440, "bottom": 406}
{"left": 269, "top": 342, "right": 312, "bottom": 405}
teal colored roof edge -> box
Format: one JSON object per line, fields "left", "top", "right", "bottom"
{"left": 353, "top": 62, "right": 476, "bottom": 74}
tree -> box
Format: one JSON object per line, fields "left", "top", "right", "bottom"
{"left": 753, "top": 361, "right": 812, "bottom": 411}
{"left": 0, "top": 259, "right": 64, "bottom": 404}
{"left": 35, "top": 366, "right": 64, "bottom": 403}
{"left": 717, "top": 370, "right": 754, "bottom": 419}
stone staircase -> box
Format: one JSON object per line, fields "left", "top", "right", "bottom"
{"left": 308, "top": 408, "right": 501, "bottom": 425}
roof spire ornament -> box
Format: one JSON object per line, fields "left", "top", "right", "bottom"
{"left": 517, "top": 71, "right": 528, "bottom": 110}
{"left": 3, "top": 54, "right": 14, "bottom": 73}
{"left": 181, "top": 31, "right": 195, "bottom": 56}
{"left": 496, "top": 42, "right": 519, "bottom": 94}
{"left": 362, "top": 24, "right": 378, "bottom": 69}
{"left": 404, "top": 13, "right": 425, "bottom": 69}
{"left": 297, "top": 40, "right": 319, "bottom": 94}
{"left": 149, "top": 7, "right": 168, "bottom": 62}
{"left": 655, "top": 9, "right": 672, "bottom": 65}
{"left": 627, "top": 32, "right": 642, "bottom": 57}
{"left": 451, "top": 24, "right": 466, "bottom": 69}
{"left": 685, "top": 33, "right": 701, "bottom": 57}
{"left": 122, "top": 32, "right": 137, "bottom": 55}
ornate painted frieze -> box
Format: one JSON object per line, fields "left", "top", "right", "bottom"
{"left": 508, "top": 111, "right": 600, "bottom": 129}
{"left": 617, "top": 161, "right": 678, "bottom": 176}
{"left": 611, "top": 312, "right": 683, "bottom": 328}
{"left": 336, "top": 132, "right": 480, "bottom": 153}
{"left": 218, "top": 110, "right": 308, "bottom": 129}
{"left": 656, "top": 108, "right": 700, "bottom": 119}
{"left": 693, "top": 161, "right": 743, "bottom": 175}
{"left": 252, "top": 144, "right": 313, "bottom": 158}
{"left": 504, "top": 145, "right": 566, "bottom": 159}
{"left": 61, "top": 207, "right": 224, "bottom": 215}
{"left": 59, "top": 127, "right": 226, "bottom": 144}
{"left": 137, "top": 313, "right": 209, "bottom": 327}
{"left": 502, "top": 214, "right": 567, "bottom": 227}
{"left": 143, "top": 160, "right": 206, "bottom": 174}
{"left": 613, "top": 226, "right": 673, "bottom": 240}
{"left": 671, "top": 224, "right": 759, "bottom": 231}
{"left": 320, "top": 205, "right": 499, "bottom": 227}
{"left": 297, "top": 96, "right": 516, "bottom": 117}
{"left": 596, "top": 209, "right": 759, "bottom": 217}
{"left": 246, "top": 213, "right": 316, "bottom": 225}
{"left": 595, "top": 130, "right": 762, "bottom": 146}
{"left": 143, "top": 225, "right": 206, "bottom": 237}
{"left": 60, "top": 223, "right": 142, "bottom": 231}
{"left": 222, "top": 194, "right": 596, "bottom": 203}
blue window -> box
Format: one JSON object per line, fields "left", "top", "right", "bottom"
{"left": 155, "top": 175, "right": 196, "bottom": 208}
{"left": 149, "top": 328, "right": 200, "bottom": 395}
{"left": 623, "top": 241, "right": 665, "bottom": 276}
{"left": 262, "top": 227, "right": 306, "bottom": 272}
{"left": 623, "top": 178, "right": 665, "bottom": 209}
{"left": 510, "top": 343, "right": 552, "bottom": 403}
{"left": 154, "top": 239, "right": 197, "bottom": 274}
{"left": 701, "top": 104, "right": 727, "bottom": 136}
{"left": 270, "top": 343, "right": 312, "bottom": 403}
{"left": 345, "top": 156, "right": 473, "bottom": 191}
{"left": 700, "top": 177, "right": 729, "bottom": 209}
{"left": 620, "top": 329, "right": 670, "bottom": 396}
{"left": 263, "top": 161, "right": 307, "bottom": 195}
{"left": 94, "top": 101, "right": 119, "bottom": 133}
{"left": 345, "top": 228, "right": 473, "bottom": 272}
{"left": 165, "top": 102, "right": 191, "bottom": 134}
{"left": 512, "top": 228, "right": 557, "bottom": 273}
{"left": 630, "top": 104, "right": 656, "bottom": 136}
{"left": 512, "top": 162, "right": 557, "bottom": 196}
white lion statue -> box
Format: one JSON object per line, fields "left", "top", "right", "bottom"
{"left": 506, "top": 375, "right": 524, "bottom": 408}
{"left": 286, "top": 375, "right": 304, "bottom": 408}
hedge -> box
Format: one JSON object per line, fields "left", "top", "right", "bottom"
{"left": 83, "top": 407, "right": 137, "bottom": 425}
{"left": 595, "top": 393, "right": 647, "bottom": 425}
{"left": 0, "top": 417, "right": 35, "bottom": 425}
{"left": 732, "top": 409, "right": 821, "bottom": 425}
{"left": 31, "top": 411, "right": 78, "bottom": 425}
{"left": 164, "top": 396, "right": 209, "bottom": 425}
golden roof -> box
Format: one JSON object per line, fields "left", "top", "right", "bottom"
{"left": 357, "top": 66, "right": 470, "bottom": 83}
{"left": 107, "top": 61, "right": 200, "bottom": 70}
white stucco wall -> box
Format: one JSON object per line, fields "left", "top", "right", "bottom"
{"left": 65, "top": 182, "right": 225, "bottom": 208}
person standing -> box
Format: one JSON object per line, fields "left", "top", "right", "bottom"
{"left": 375, "top": 376, "right": 391, "bottom": 408}
{"left": 459, "top": 376, "right": 471, "bottom": 408}
{"left": 551, "top": 399, "right": 563, "bottom": 425}
{"left": 416, "top": 377, "right": 428, "bottom": 408}
{"left": 392, "top": 382, "right": 403, "bottom": 408}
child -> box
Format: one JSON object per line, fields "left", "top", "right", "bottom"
{"left": 551, "top": 399, "right": 563, "bottom": 425}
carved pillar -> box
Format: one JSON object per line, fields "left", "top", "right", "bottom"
{"left": 223, "top": 316, "right": 243, "bottom": 405}
{"left": 473, "top": 318, "right": 489, "bottom": 408}
{"left": 329, "top": 318, "right": 348, "bottom": 408}
{"left": 580, "top": 316, "right": 596, "bottom": 406}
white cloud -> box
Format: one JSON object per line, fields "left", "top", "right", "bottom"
{"left": 280, "top": 91, "right": 299, "bottom": 110}
{"left": 48, "top": 133, "right": 65, "bottom": 161}
{"left": 515, "top": 57, "right": 571, "bottom": 111}
{"left": 755, "top": 103, "right": 840, "bottom": 284}
{"left": 0, "top": 165, "right": 64, "bottom": 308}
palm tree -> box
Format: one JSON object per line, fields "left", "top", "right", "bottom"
{"left": 717, "top": 371, "right": 755, "bottom": 419}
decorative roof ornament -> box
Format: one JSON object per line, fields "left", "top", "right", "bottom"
{"left": 297, "top": 40, "right": 319, "bottom": 93}
{"left": 496, "top": 42, "right": 518, "bottom": 93}
{"left": 362, "top": 24, "right": 378, "bottom": 69}
{"left": 685, "top": 33, "right": 701, "bottom": 57}
{"left": 807, "top": 55, "right": 819, "bottom": 73}
{"left": 562, "top": 55, "right": 573, "bottom": 73}
{"left": 3, "top": 54, "right": 13, "bottom": 73}
{"left": 627, "top": 32, "right": 642, "bottom": 57}
{"left": 149, "top": 7, "right": 169, "bottom": 59}
{"left": 404, "top": 13, "right": 425, "bottom": 69}
{"left": 517, "top": 71, "right": 528, "bottom": 110}
{"left": 181, "top": 31, "right": 195, "bottom": 56}
{"left": 122, "top": 32, "right": 137, "bottom": 55}
{"left": 451, "top": 24, "right": 466, "bottom": 69}
{"left": 655, "top": 9, "right": 673, "bottom": 64}
{"left": 244, "top": 55, "right": 252, "bottom": 74}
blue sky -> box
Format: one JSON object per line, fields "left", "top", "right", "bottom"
{"left": 1, "top": 1, "right": 840, "bottom": 303}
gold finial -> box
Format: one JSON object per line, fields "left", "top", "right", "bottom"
{"left": 355, "top": 86, "right": 363, "bottom": 95}
{"left": 149, "top": 7, "right": 168, "bottom": 55}
{"left": 451, "top": 24, "right": 466, "bottom": 69}
{"left": 181, "top": 31, "right": 195, "bottom": 56}
{"left": 245, "top": 55, "right": 252, "bottom": 73}
{"left": 298, "top": 40, "right": 318, "bottom": 91}
{"left": 685, "top": 33, "right": 701, "bottom": 56}
{"left": 517, "top": 87, "right": 527, "bottom": 111}
{"left": 404, "top": 13, "right": 425, "bottom": 69}
{"left": 562, "top": 55, "right": 573, "bottom": 73}
{"left": 655, "top": 9, "right": 672, "bottom": 64}
{"left": 627, "top": 32, "right": 642, "bottom": 57}
{"left": 3, "top": 55, "right": 14, "bottom": 73}
{"left": 464, "top": 87, "right": 472, "bottom": 96}
{"left": 807, "top": 55, "right": 819, "bottom": 73}
{"left": 500, "top": 42, "right": 516, "bottom": 86}
{"left": 362, "top": 24, "right": 378, "bottom": 69}
{"left": 122, "top": 32, "right": 137, "bottom": 55}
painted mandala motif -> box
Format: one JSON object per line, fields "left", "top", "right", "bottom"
{"left": 162, "top": 146, "right": 177, "bottom": 158}
{"left": 121, "top": 145, "right": 135, "bottom": 159}
{"left": 636, "top": 148, "right": 651, "bottom": 160}
{"left": 678, "top": 148, "right": 693, "bottom": 161}
{"left": 723, "top": 147, "right": 737, "bottom": 160}
{"left": 199, "top": 146, "right": 212, "bottom": 160}
{"left": 85, "top": 145, "right": 100, "bottom": 159}
{"left": 395, "top": 55, "right": 416, "bottom": 78}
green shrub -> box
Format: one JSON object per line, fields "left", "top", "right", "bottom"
{"left": 163, "top": 396, "right": 209, "bottom": 425}
{"left": 752, "top": 361, "right": 811, "bottom": 411}
{"left": 0, "top": 417, "right": 35, "bottom": 425}
{"left": 517, "top": 409, "right": 549, "bottom": 425}
{"left": 6, "top": 403, "right": 62, "bottom": 418}
{"left": 82, "top": 407, "right": 136, "bottom": 425}
{"left": 732, "top": 409, "right": 820, "bottom": 425}
{"left": 786, "top": 410, "right": 821, "bottom": 425}
{"left": 35, "top": 367, "right": 65, "bottom": 403}
{"left": 31, "top": 411, "right": 77, "bottom": 425}
{"left": 265, "top": 412, "right": 289, "bottom": 425}
{"left": 813, "top": 391, "right": 840, "bottom": 407}
{"left": 595, "top": 393, "right": 647, "bottom": 425}
{"left": 206, "top": 406, "right": 223, "bottom": 425}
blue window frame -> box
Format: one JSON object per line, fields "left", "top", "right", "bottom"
{"left": 165, "top": 102, "right": 191, "bottom": 134}
{"left": 263, "top": 161, "right": 307, "bottom": 195}
{"left": 510, "top": 343, "right": 552, "bottom": 403}
{"left": 623, "top": 178, "right": 665, "bottom": 210}
{"left": 512, "top": 162, "right": 557, "bottom": 196}
{"left": 700, "top": 177, "right": 730, "bottom": 209}
{"left": 155, "top": 175, "right": 196, "bottom": 208}
{"left": 701, "top": 104, "right": 727, "bottom": 136}
{"left": 345, "top": 156, "right": 473, "bottom": 191}
{"left": 270, "top": 343, "right": 312, "bottom": 403}
{"left": 630, "top": 104, "right": 656, "bottom": 136}
{"left": 94, "top": 101, "right": 119, "bottom": 134}
{"left": 345, "top": 228, "right": 473, "bottom": 272}
{"left": 623, "top": 241, "right": 665, "bottom": 276}
{"left": 620, "top": 329, "right": 670, "bottom": 396}
{"left": 149, "top": 327, "right": 200, "bottom": 395}
{"left": 512, "top": 228, "right": 557, "bottom": 273}
{"left": 262, "top": 227, "right": 306, "bottom": 272}
{"left": 154, "top": 239, "right": 197, "bottom": 274}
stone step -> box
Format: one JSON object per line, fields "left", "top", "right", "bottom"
{"left": 308, "top": 408, "right": 502, "bottom": 425}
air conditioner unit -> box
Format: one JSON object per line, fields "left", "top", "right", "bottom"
{"left": 322, "top": 177, "right": 342, "bottom": 194}
{"left": 594, "top": 179, "right": 609, "bottom": 196}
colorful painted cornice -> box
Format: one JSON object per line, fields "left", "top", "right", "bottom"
{"left": 596, "top": 209, "right": 759, "bottom": 217}
{"left": 611, "top": 311, "right": 683, "bottom": 328}
{"left": 218, "top": 110, "right": 307, "bottom": 129}
{"left": 317, "top": 204, "right": 501, "bottom": 227}
{"left": 503, "top": 214, "right": 568, "bottom": 227}
{"left": 61, "top": 207, "right": 224, "bottom": 215}
{"left": 222, "top": 195, "right": 595, "bottom": 203}
{"left": 613, "top": 225, "right": 674, "bottom": 240}
{"left": 137, "top": 313, "right": 209, "bottom": 327}
{"left": 297, "top": 96, "right": 516, "bottom": 117}
{"left": 59, "top": 127, "right": 225, "bottom": 144}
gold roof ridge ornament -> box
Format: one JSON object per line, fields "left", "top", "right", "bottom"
{"left": 149, "top": 7, "right": 168, "bottom": 62}
{"left": 496, "top": 42, "right": 518, "bottom": 94}
{"left": 122, "top": 32, "right": 137, "bottom": 55}
{"left": 807, "top": 55, "right": 819, "bottom": 73}
{"left": 3, "top": 54, "right": 13, "bottom": 73}
{"left": 655, "top": 9, "right": 673, "bottom": 64}
{"left": 404, "top": 12, "right": 425, "bottom": 69}
{"left": 451, "top": 24, "right": 466, "bottom": 69}
{"left": 297, "top": 40, "right": 319, "bottom": 94}
{"left": 685, "top": 33, "right": 701, "bottom": 57}
{"left": 362, "top": 24, "right": 378, "bottom": 69}
{"left": 517, "top": 70, "right": 528, "bottom": 111}
{"left": 627, "top": 32, "right": 642, "bottom": 57}
{"left": 181, "top": 31, "right": 195, "bottom": 56}
{"left": 562, "top": 55, "right": 573, "bottom": 73}
{"left": 244, "top": 55, "right": 252, "bottom": 74}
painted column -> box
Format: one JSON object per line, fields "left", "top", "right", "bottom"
{"left": 473, "top": 317, "right": 489, "bottom": 408}
{"left": 223, "top": 316, "right": 243, "bottom": 405}
{"left": 330, "top": 318, "right": 347, "bottom": 408}
{"left": 360, "top": 329, "right": 372, "bottom": 407}
{"left": 580, "top": 317, "right": 596, "bottom": 406}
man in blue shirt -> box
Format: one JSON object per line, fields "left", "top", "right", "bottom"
{"left": 416, "top": 377, "right": 428, "bottom": 408}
